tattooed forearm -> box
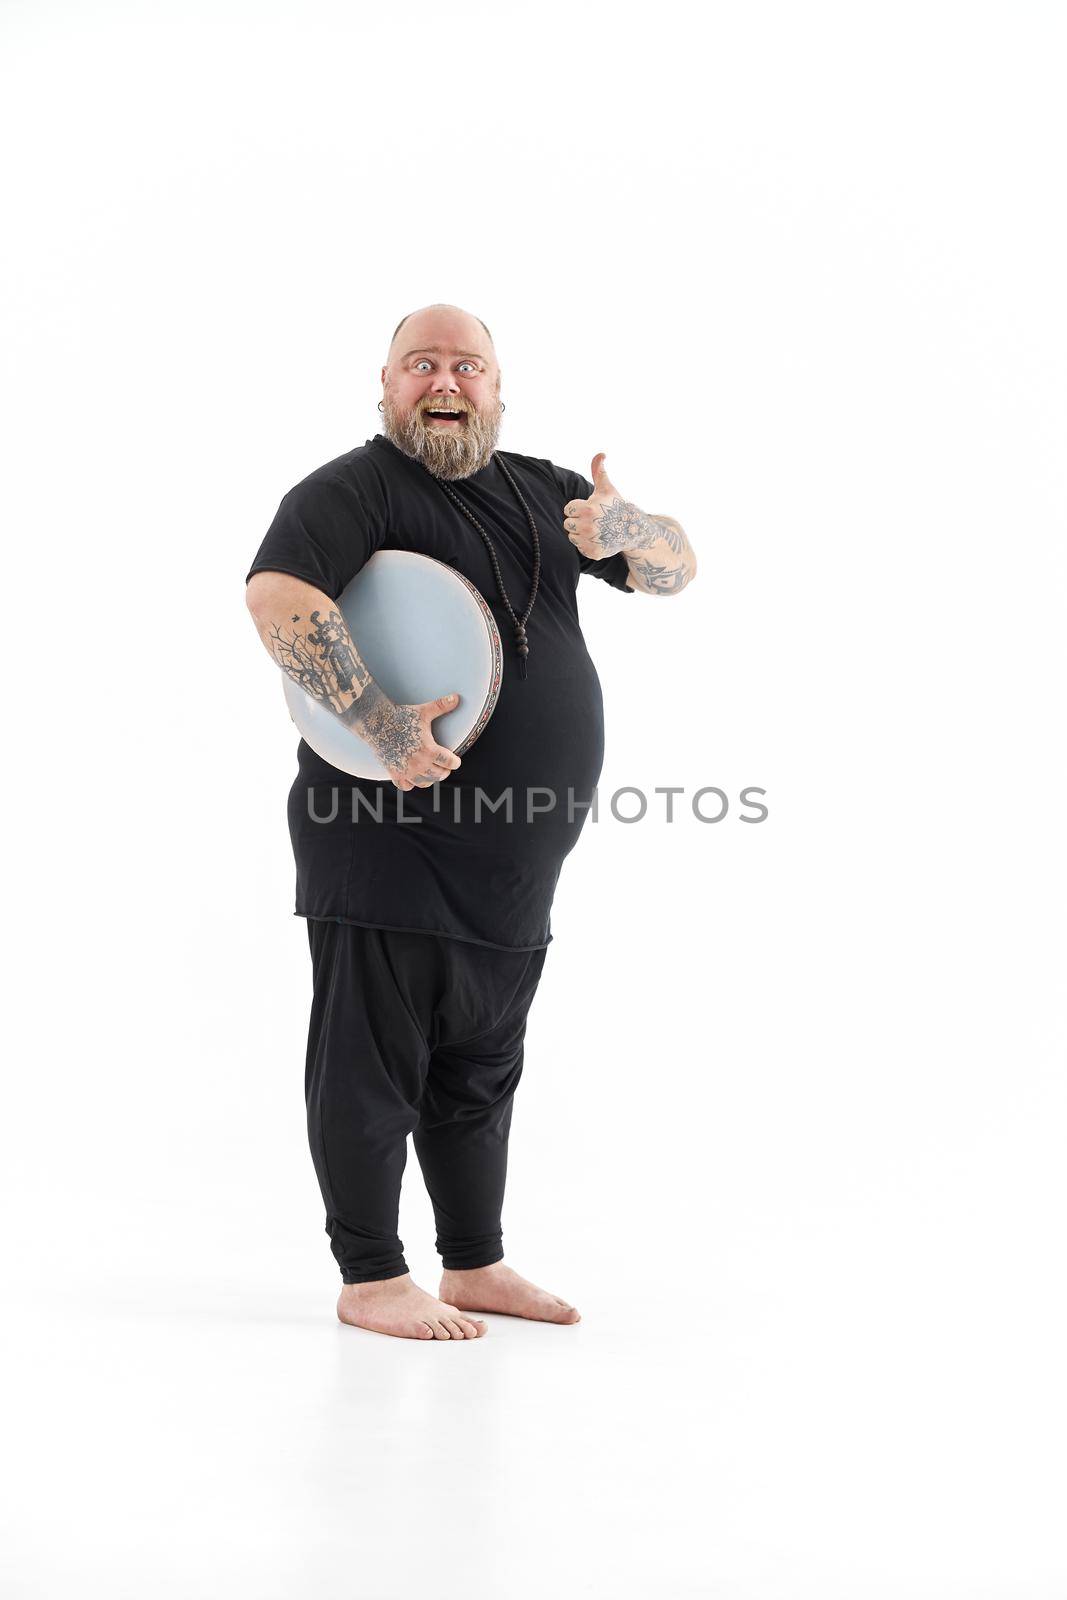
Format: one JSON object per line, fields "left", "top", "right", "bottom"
{"left": 266, "top": 607, "right": 375, "bottom": 717}
{"left": 596, "top": 506, "right": 697, "bottom": 596}
{"left": 307, "top": 610, "right": 373, "bottom": 697}
{"left": 248, "top": 573, "right": 443, "bottom": 777}
{"left": 266, "top": 625, "right": 335, "bottom": 702}
{"left": 626, "top": 557, "right": 693, "bottom": 595}
{"left": 650, "top": 517, "right": 687, "bottom": 554}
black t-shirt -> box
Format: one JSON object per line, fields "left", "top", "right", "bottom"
{"left": 245, "top": 434, "right": 632, "bottom": 949}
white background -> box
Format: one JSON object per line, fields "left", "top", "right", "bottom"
{"left": 3, "top": 2, "right": 1065, "bottom": 1596}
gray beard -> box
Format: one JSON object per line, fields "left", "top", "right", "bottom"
{"left": 380, "top": 395, "right": 502, "bottom": 481}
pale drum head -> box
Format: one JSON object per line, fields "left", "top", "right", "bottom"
{"left": 282, "top": 550, "right": 503, "bottom": 779}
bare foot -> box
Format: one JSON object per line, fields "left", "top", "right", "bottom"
{"left": 337, "top": 1273, "right": 488, "bottom": 1340}
{"left": 439, "top": 1262, "right": 580, "bottom": 1325}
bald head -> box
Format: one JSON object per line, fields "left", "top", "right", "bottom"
{"left": 386, "top": 303, "right": 496, "bottom": 371}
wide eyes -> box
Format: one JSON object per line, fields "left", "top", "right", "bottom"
{"left": 413, "top": 360, "right": 479, "bottom": 374}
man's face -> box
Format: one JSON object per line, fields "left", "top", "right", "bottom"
{"left": 380, "top": 312, "right": 501, "bottom": 480}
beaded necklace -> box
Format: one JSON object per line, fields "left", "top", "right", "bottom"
{"left": 424, "top": 454, "right": 541, "bottom": 680}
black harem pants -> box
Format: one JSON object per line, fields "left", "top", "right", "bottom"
{"left": 304, "top": 918, "right": 549, "bottom": 1284}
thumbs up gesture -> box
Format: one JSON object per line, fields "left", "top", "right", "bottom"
{"left": 563, "top": 452, "right": 642, "bottom": 559}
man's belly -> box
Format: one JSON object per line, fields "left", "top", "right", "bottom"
{"left": 453, "top": 645, "right": 606, "bottom": 808}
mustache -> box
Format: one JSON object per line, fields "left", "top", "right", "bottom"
{"left": 380, "top": 390, "right": 502, "bottom": 480}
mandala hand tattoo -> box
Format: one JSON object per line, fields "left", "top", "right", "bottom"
{"left": 342, "top": 684, "right": 422, "bottom": 771}
{"left": 594, "top": 499, "right": 685, "bottom": 556}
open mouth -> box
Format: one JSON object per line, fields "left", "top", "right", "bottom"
{"left": 424, "top": 409, "right": 467, "bottom": 425}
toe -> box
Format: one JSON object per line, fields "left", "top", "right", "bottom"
{"left": 441, "top": 1303, "right": 479, "bottom": 1339}
{"left": 431, "top": 1320, "right": 452, "bottom": 1340}
{"left": 417, "top": 1323, "right": 435, "bottom": 1338}
{"left": 441, "top": 1318, "right": 467, "bottom": 1339}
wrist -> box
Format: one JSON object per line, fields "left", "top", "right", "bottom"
{"left": 339, "top": 679, "right": 393, "bottom": 734}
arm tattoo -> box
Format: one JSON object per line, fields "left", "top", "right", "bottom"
{"left": 265, "top": 606, "right": 422, "bottom": 772}
{"left": 626, "top": 557, "right": 692, "bottom": 595}
{"left": 307, "top": 610, "right": 372, "bottom": 696}
{"left": 267, "top": 608, "right": 373, "bottom": 714}
{"left": 341, "top": 683, "right": 422, "bottom": 769}
{"left": 652, "top": 519, "right": 686, "bottom": 554}
{"left": 593, "top": 499, "right": 686, "bottom": 556}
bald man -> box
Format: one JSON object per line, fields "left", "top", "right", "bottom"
{"left": 245, "top": 304, "right": 697, "bottom": 1340}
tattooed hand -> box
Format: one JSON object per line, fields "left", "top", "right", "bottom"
{"left": 344, "top": 686, "right": 463, "bottom": 793}
{"left": 562, "top": 453, "right": 696, "bottom": 595}
{"left": 563, "top": 453, "right": 659, "bottom": 558}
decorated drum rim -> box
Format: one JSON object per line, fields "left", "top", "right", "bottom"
{"left": 425, "top": 556, "right": 503, "bottom": 755}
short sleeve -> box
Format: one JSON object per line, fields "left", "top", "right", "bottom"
{"left": 550, "top": 464, "right": 634, "bottom": 594}
{"left": 244, "top": 469, "right": 388, "bottom": 599}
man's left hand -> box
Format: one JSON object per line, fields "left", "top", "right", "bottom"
{"left": 563, "top": 453, "right": 648, "bottom": 560}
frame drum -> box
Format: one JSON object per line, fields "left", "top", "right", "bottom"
{"left": 282, "top": 550, "right": 503, "bottom": 779}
